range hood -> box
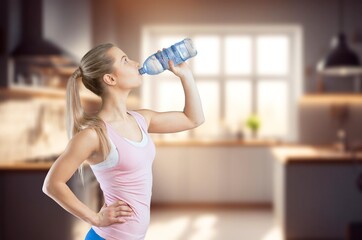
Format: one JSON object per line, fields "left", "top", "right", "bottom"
{"left": 11, "top": 0, "right": 77, "bottom": 66}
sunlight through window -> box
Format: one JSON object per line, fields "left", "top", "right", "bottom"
{"left": 146, "top": 216, "right": 191, "bottom": 240}
{"left": 142, "top": 25, "right": 301, "bottom": 141}
{"left": 257, "top": 81, "right": 288, "bottom": 138}
{"left": 257, "top": 35, "right": 289, "bottom": 75}
{"left": 158, "top": 80, "right": 189, "bottom": 140}
{"left": 189, "top": 215, "right": 218, "bottom": 240}
{"left": 225, "top": 36, "right": 252, "bottom": 75}
{"left": 193, "top": 36, "right": 220, "bottom": 75}
{"left": 225, "top": 80, "right": 252, "bottom": 133}
{"left": 158, "top": 80, "right": 184, "bottom": 111}
{"left": 261, "top": 225, "right": 283, "bottom": 240}
{"left": 193, "top": 81, "right": 220, "bottom": 139}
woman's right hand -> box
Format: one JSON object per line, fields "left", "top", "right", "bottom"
{"left": 95, "top": 200, "right": 134, "bottom": 227}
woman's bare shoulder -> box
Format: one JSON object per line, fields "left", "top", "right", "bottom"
{"left": 72, "top": 127, "right": 98, "bottom": 139}
{"left": 65, "top": 128, "right": 100, "bottom": 158}
{"left": 45, "top": 128, "right": 101, "bottom": 184}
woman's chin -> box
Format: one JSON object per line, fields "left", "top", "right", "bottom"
{"left": 137, "top": 76, "right": 143, "bottom": 86}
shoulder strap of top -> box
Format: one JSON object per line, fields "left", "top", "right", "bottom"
{"left": 128, "top": 111, "right": 148, "bottom": 132}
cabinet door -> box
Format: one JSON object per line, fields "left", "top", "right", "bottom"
{"left": 152, "top": 146, "right": 273, "bottom": 203}
{"left": 0, "top": 171, "right": 73, "bottom": 240}
{"left": 264, "top": 149, "right": 274, "bottom": 201}
{"left": 184, "top": 147, "right": 224, "bottom": 202}
{"left": 152, "top": 147, "right": 187, "bottom": 202}
{"left": 227, "top": 147, "right": 270, "bottom": 202}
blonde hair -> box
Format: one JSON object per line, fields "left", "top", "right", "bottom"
{"left": 66, "top": 43, "right": 115, "bottom": 180}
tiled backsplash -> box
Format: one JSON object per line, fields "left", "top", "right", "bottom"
{"left": 299, "top": 96, "right": 362, "bottom": 146}
{"left": 0, "top": 98, "right": 68, "bottom": 162}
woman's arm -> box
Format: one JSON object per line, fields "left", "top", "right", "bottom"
{"left": 42, "top": 128, "right": 132, "bottom": 227}
{"left": 137, "top": 61, "right": 205, "bottom": 133}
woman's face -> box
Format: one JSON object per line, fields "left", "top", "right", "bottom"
{"left": 108, "top": 47, "right": 142, "bottom": 90}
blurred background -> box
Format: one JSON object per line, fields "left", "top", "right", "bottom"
{"left": 0, "top": 0, "right": 362, "bottom": 239}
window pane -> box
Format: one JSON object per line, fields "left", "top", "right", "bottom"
{"left": 256, "top": 36, "right": 289, "bottom": 75}
{"left": 257, "top": 81, "right": 288, "bottom": 138}
{"left": 193, "top": 36, "right": 220, "bottom": 75}
{"left": 225, "top": 80, "right": 252, "bottom": 134}
{"left": 225, "top": 36, "right": 252, "bottom": 75}
{"left": 157, "top": 79, "right": 189, "bottom": 140}
{"left": 157, "top": 36, "right": 185, "bottom": 49}
{"left": 193, "top": 81, "right": 220, "bottom": 138}
{"left": 157, "top": 80, "right": 184, "bottom": 111}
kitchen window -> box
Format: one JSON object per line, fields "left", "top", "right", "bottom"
{"left": 141, "top": 25, "right": 303, "bottom": 142}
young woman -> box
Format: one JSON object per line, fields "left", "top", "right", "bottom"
{"left": 42, "top": 43, "right": 204, "bottom": 240}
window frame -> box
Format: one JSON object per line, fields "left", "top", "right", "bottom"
{"left": 141, "top": 25, "right": 303, "bottom": 142}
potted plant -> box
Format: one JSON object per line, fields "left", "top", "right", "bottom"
{"left": 246, "top": 114, "right": 261, "bottom": 139}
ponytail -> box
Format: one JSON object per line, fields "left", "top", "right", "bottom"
{"left": 65, "top": 43, "right": 115, "bottom": 183}
{"left": 66, "top": 67, "right": 111, "bottom": 183}
{"left": 66, "top": 67, "right": 84, "bottom": 140}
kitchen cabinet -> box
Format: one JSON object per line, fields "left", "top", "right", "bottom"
{"left": 152, "top": 145, "right": 273, "bottom": 204}
{"left": 225, "top": 147, "right": 273, "bottom": 203}
{"left": 0, "top": 0, "right": 91, "bottom": 89}
{"left": 151, "top": 147, "right": 187, "bottom": 203}
{"left": 184, "top": 147, "right": 224, "bottom": 202}
{"left": 272, "top": 146, "right": 362, "bottom": 240}
{"left": 0, "top": 163, "right": 99, "bottom": 240}
{"left": 0, "top": 169, "right": 73, "bottom": 240}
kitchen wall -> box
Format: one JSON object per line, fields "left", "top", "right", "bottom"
{"left": 0, "top": 0, "right": 92, "bottom": 161}
{"left": 113, "top": 0, "right": 362, "bottom": 94}
{"left": 299, "top": 96, "right": 362, "bottom": 145}
{"left": 1, "top": 0, "right": 362, "bottom": 162}
{"left": 2, "top": 0, "right": 362, "bottom": 92}
{"left": 110, "top": 0, "right": 362, "bottom": 145}
{"left": 0, "top": 97, "right": 68, "bottom": 162}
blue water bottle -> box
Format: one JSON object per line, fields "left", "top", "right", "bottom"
{"left": 139, "top": 38, "right": 197, "bottom": 75}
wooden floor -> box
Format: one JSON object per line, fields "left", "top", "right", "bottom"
{"left": 74, "top": 207, "right": 280, "bottom": 240}
{"left": 146, "top": 207, "right": 279, "bottom": 240}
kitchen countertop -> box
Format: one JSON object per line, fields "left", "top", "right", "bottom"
{"left": 2, "top": 144, "right": 362, "bottom": 171}
{"left": 154, "top": 138, "right": 285, "bottom": 147}
{"left": 0, "top": 161, "right": 54, "bottom": 171}
{"left": 0, "top": 140, "right": 282, "bottom": 171}
{"left": 271, "top": 145, "right": 362, "bottom": 164}
{"left": 0, "top": 155, "right": 59, "bottom": 171}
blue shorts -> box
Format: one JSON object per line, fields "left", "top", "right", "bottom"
{"left": 85, "top": 228, "right": 105, "bottom": 240}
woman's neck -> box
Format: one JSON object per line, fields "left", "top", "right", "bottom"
{"left": 98, "top": 91, "right": 130, "bottom": 121}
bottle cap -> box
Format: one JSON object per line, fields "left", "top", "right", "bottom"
{"left": 139, "top": 67, "right": 146, "bottom": 75}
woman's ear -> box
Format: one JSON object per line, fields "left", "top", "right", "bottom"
{"left": 102, "top": 74, "right": 117, "bottom": 86}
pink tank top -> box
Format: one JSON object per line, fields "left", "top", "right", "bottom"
{"left": 91, "top": 111, "right": 156, "bottom": 240}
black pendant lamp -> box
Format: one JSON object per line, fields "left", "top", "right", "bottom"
{"left": 317, "top": 0, "right": 362, "bottom": 76}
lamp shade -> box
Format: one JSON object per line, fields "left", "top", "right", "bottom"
{"left": 317, "top": 33, "right": 362, "bottom": 76}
